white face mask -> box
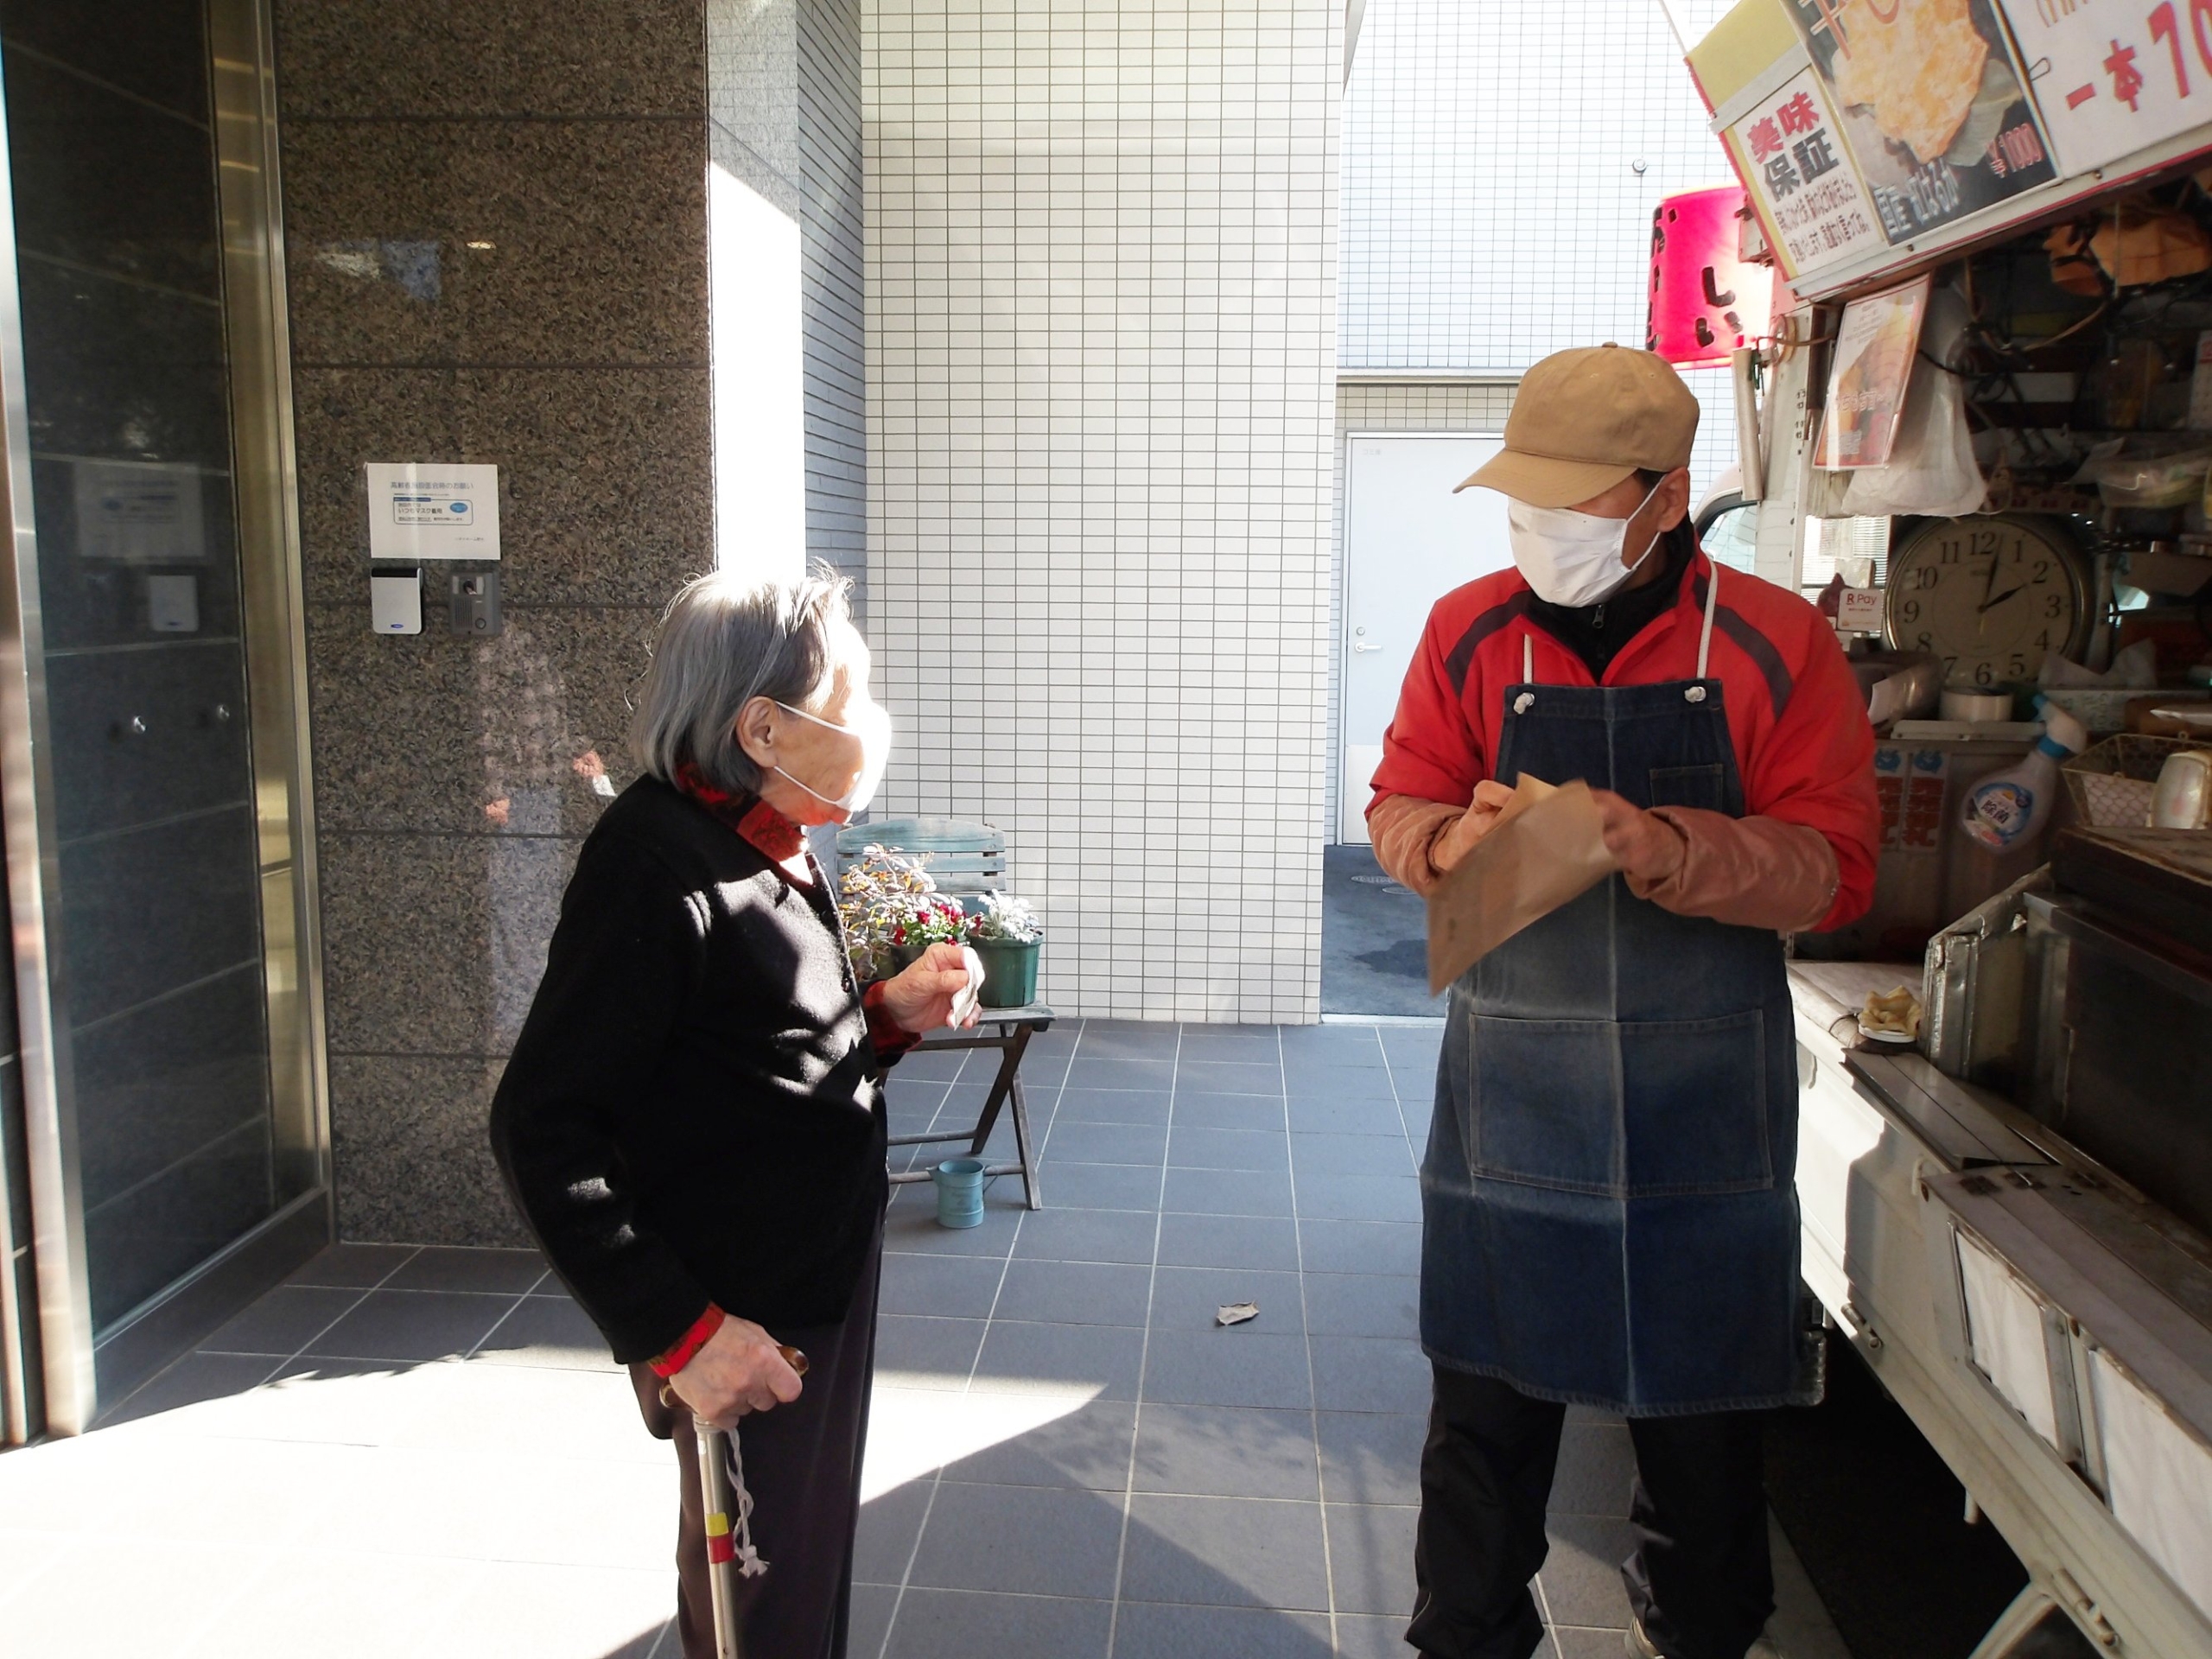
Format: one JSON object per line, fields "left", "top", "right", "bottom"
{"left": 1506, "top": 481, "right": 1665, "bottom": 608}
{"left": 770, "top": 698, "right": 893, "bottom": 817}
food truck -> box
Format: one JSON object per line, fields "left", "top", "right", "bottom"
{"left": 1659, "top": 1, "right": 2212, "bottom": 1652}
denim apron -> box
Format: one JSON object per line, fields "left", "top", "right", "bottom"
{"left": 1419, "top": 571, "right": 1808, "bottom": 1414}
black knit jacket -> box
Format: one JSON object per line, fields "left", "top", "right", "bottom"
{"left": 489, "top": 777, "right": 888, "bottom": 1363}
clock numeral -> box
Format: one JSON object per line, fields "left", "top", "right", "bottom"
{"left": 1915, "top": 631, "right": 1934, "bottom": 652}
{"left": 2034, "top": 631, "right": 2050, "bottom": 650}
{"left": 2045, "top": 594, "right": 2065, "bottom": 619}
{"left": 2007, "top": 653, "right": 2026, "bottom": 678}
{"left": 1898, "top": 598, "right": 1921, "bottom": 624}
{"left": 1942, "top": 655, "right": 1958, "bottom": 677}
{"left": 1938, "top": 541, "right": 1962, "bottom": 566}
{"left": 1916, "top": 565, "right": 1942, "bottom": 589}
{"left": 1974, "top": 662, "right": 1995, "bottom": 686}
{"left": 2032, "top": 560, "right": 2050, "bottom": 582}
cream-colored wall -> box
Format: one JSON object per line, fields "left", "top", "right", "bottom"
{"left": 1327, "top": 380, "right": 1517, "bottom": 841}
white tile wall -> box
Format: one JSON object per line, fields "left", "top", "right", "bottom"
{"left": 1335, "top": 0, "right": 1745, "bottom": 545}
{"left": 863, "top": 0, "right": 1341, "bottom": 1022}
{"left": 1339, "top": 0, "right": 1739, "bottom": 372}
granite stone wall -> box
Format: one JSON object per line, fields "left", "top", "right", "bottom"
{"left": 274, "top": 0, "right": 863, "bottom": 1243}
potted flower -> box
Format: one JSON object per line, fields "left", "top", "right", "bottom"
{"left": 968, "top": 889, "right": 1043, "bottom": 1008}
{"left": 838, "top": 844, "right": 944, "bottom": 982}
{"left": 898, "top": 894, "right": 970, "bottom": 968}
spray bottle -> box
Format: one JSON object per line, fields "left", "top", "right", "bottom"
{"left": 1960, "top": 696, "right": 2089, "bottom": 853}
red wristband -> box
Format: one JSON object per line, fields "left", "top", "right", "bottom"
{"left": 649, "top": 1303, "right": 726, "bottom": 1378}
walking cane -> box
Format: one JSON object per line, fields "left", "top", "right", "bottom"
{"left": 661, "top": 1345, "right": 809, "bottom": 1659}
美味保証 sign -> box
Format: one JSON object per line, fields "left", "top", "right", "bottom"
{"left": 1727, "top": 68, "right": 1885, "bottom": 278}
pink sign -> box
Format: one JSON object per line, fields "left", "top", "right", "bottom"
{"left": 1647, "top": 186, "right": 1774, "bottom": 370}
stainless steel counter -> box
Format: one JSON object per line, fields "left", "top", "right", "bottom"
{"left": 1786, "top": 963, "right": 2212, "bottom": 1657}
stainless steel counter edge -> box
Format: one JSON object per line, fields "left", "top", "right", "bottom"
{"left": 1844, "top": 1048, "right": 2051, "bottom": 1171}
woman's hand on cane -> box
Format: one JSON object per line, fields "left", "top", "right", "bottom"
{"left": 670, "top": 1316, "right": 805, "bottom": 1429}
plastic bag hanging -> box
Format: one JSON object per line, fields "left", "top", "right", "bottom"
{"left": 1839, "top": 287, "right": 1986, "bottom": 520}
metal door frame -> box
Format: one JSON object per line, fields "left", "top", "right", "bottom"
{"left": 0, "top": 0, "right": 329, "bottom": 1437}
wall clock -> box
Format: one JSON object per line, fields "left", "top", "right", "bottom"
{"left": 1882, "top": 514, "right": 2094, "bottom": 688}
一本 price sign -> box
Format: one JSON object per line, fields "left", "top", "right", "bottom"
{"left": 2001, "top": 0, "right": 2212, "bottom": 173}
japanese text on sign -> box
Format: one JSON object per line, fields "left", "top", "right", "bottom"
{"left": 1999, "top": 0, "right": 2212, "bottom": 174}
{"left": 1729, "top": 69, "right": 1886, "bottom": 278}
{"left": 364, "top": 461, "right": 501, "bottom": 561}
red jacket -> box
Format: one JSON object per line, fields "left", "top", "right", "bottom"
{"left": 1368, "top": 546, "right": 1878, "bottom": 934}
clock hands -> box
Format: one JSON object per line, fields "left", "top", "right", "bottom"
{"left": 1978, "top": 583, "right": 2026, "bottom": 614}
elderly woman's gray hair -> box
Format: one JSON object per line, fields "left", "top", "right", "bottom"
{"left": 631, "top": 568, "right": 854, "bottom": 795}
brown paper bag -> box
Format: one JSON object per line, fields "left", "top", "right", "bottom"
{"left": 1426, "top": 776, "right": 1620, "bottom": 994}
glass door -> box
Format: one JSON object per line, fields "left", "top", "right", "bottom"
{"left": 0, "top": 0, "right": 324, "bottom": 1433}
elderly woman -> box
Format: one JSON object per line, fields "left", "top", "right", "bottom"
{"left": 491, "top": 569, "right": 973, "bottom": 1659}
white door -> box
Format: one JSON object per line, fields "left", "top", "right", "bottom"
{"left": 1339, "top": 433, "right": 1513, "bottom": 843}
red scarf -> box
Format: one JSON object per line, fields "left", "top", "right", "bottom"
{"left": 674, "top": 763, "right": 813, "bottom": 886}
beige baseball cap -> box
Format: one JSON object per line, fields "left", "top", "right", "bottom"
{"left": 1456, "top": 344, "right": 1700, "bottom": 508}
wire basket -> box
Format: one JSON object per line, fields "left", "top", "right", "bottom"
{"left": 2063, "top": 734, "right": 2193, "bottom": 828}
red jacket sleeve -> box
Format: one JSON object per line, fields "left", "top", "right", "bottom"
{"left": 1744, "top": 615, "right": 1879, "bottom": 932}
{"left": 1367, "top": 603, "right": 1484, "bottom": 814}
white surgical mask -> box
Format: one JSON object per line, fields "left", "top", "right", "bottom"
{"left": 1506, "top": 481, "right": 1664, "bottom": 608}
{"left": 770, "top": 698, "right": 892, "bottom": 816}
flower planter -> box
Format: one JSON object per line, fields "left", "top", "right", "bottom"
{"left": 970, "top": 937, "right": 1040, "bottom": 1008}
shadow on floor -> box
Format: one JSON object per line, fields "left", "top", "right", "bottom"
{"left": 1321, "top": 843, "right": 1438, "bottom": 1020}
{"left": 1765, "top": 1335, "right": 2027, "bottom": 1659}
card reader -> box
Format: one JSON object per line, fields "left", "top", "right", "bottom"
{"left": 371, "top": 568, "right": 423, "bottom": 634}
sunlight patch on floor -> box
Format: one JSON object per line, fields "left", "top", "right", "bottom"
{"left": 861, "top": 1381, "right": 1100, "bottom": 1502}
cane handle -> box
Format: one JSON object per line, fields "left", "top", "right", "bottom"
{"left": 657, "top": 1346, "right": 809, "bottom": 1411}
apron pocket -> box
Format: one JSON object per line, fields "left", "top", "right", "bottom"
{"left": 1464, "top": 1014, "right": 1621, "bottom": 1193}
{"left": 1647, "top": 763, "right": 1726, "bottom": 811}
{"left": 1618, "top": 1009, "right": 1772, "bottom": 1194}
{"left": 1463, "top": 1009, "right": 1772, "bottom": 1196}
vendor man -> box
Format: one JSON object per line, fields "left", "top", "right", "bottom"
{"left": 1368, "top": 346, "right": 1878, "bottom": 1659}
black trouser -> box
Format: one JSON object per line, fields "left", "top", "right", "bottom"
{"left": 1408, "top": 1365, "right": 1774, "bottom": 1659}
{"left": 630, "top": 1228, "right": 882, "bottom": 1659}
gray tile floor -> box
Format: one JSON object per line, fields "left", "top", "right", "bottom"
{"left": 865, "top": 1016, "right": 1657, "bottom": 1659}
{"left": 882, "top": 1020, "right": 1838, "bottom": 1659}
{"left": 1320, "top": 844, "right": 1433, "bottom": 1018}
{"left": 0, "top": 1018, "right": 1846, "bottom": 1658}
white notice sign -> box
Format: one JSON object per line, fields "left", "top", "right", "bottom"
{"left": 73, "top": 459, "right": 206, "bottom": 563}
{"left": 365, "top": 462, "right": 500, "bottom": 561}
{"left": 1727, "top": 67, "right": 1887, "bottom": 281}
{"left": 1999, "top": 0, "right": 2212, "bottom": 175}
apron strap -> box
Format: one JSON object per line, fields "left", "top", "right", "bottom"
{"left": 1522, "top": 631, "right": 1533, "bottom": 683}
{"left": 1696, "top": 563, "right": 1719, "bottom": 681}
